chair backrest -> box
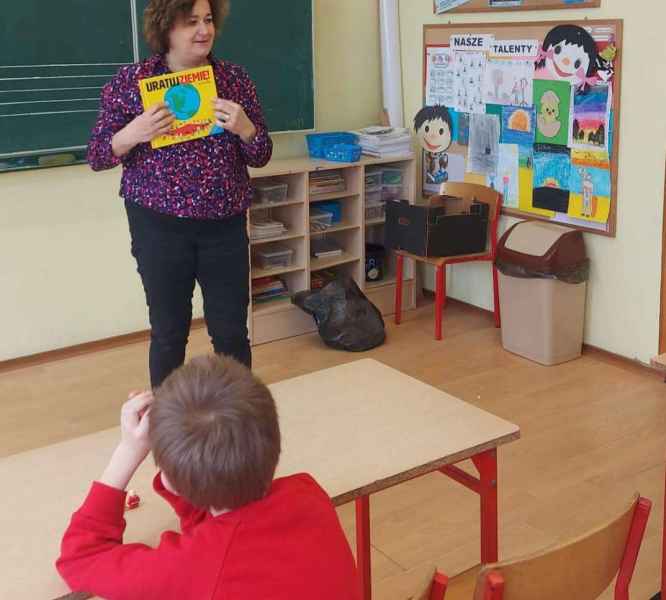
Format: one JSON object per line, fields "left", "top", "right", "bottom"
{"left": 438, "top": 182, "right": 503, "bottom": 254}
{"left": 439, "top": 182, "right": 502, "bottom": 223}
{"left": 472, "top": 494, "right": 649, "bottom": 600}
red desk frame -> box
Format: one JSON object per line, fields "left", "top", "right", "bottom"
{"left": 353, "top": 448, "right": 499, "bottom": 600}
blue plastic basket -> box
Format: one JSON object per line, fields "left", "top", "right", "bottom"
{"left": 306, "top": 132, "right": 358, "bottom": 159}
{"left": 324, "top": 143, "right": 362, "bottom": 163}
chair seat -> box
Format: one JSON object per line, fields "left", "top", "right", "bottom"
{"left": 442, "top": 565, "right": 481, "bottom": 600}
{"left": 394, "top": 249, "right": 491, "bottom": 266}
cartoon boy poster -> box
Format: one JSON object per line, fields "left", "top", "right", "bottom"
{"left": 414, "top": 105, "right": 456, "bottom": 194}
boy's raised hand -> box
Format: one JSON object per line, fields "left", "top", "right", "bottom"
{"left": 120, "top": 391, "right": 154, "bottom": 459}
{"left": 99, "top": 391, "right": 154, "bottom": 491}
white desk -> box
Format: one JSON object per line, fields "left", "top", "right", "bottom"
{"left": 1, "top": 358, "right": 520, "bottom": 600}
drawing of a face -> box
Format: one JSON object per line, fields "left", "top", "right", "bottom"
{"left": 537, "top": 90, "right": 562, "bottom": 138}
{"left": 545, "top": 41, "right": 591, "bottom": 83}
{"left": 540, "top": 91, "right": 560, "bottom": 123}
{"left": 417, "top": 117, "right": 451, "bottom": 154}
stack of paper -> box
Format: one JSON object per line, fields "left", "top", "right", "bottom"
{"left": 251, "top": 277, "right": 290, "bottom": 304}
{"left": 309, "top": 170, "right": 346, "bottom": 195}
{"left": 310, "top": 238, "right": 343, "bottom": 259}
{"left": 355, "top": 126, "right": 414, "bottom": 158}
{"left": 249, "top": 216, "right": 287, "bottom": 240}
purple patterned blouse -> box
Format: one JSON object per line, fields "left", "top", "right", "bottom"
{"left": 87, "top": 54, "right": 273, "bottom": 219}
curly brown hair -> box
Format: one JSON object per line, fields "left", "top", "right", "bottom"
{"left": 143, "top": 0, "right": 231, "bottom": 54}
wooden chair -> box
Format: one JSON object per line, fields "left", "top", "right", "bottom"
{"left": 420, "top": 493, "right": 651, "bottom": 600}
{"left": 394, "top": 183, "right": 503, "bottom": 341}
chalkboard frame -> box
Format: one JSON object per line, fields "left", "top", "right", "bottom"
{"left": 0, "top": 0, "right": 315, "bottom": 173}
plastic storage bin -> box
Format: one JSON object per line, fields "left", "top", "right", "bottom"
{"left": 253, "top": 179, "right": 288, "bottom": 204}
{"left": 382, "top": 184, "right": 402, "bottom": 202}
{"left": 310, "top": 208, "right": 334, "bottom": 232}
{"left": 495, "top": 220, "right": 589, "bottom": 366}
{"left": 365, "top": 169, "right": 383, "bottom": 190}
{"left": 365, "top": 190, "right": 382, "bottom": 205}
{"left": 255, "top": 244, "right": 294, "bottom": 270}
{"left": 306, "top": 132, "right": 358, "bottom": 159}
{"left": 312, "top": 200, "right": 342, "bottom": 223}
{"left": 365, "top": 201, "right": 385, "bottom": 222}
{"left": 365, "top": 243, "right": 385, "bottom": 282}
{"left": 324, "top": 143, "right": 361, "bottom": 163}
{"left": 382, "top": 167, "right": 403, "bottom": 185}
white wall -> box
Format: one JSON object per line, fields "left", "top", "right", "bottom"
{"left": 399, "top": 0, "right": 666, "bottom": 364}
{"left": 3, "top": 0, "right": 664, "bottom": 365}
{"left": 0, "top": 0, "right": 382, "bottom": 361}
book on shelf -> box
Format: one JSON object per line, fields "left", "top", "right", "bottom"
{"left": 309, "top": 170, "right": 346, "bottom": 194}
{"left": 310, "top": 238, "right": 343, "bottom": 258}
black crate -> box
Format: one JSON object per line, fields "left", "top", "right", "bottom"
{"left": 385, "top": 196, "right": 489, "bottom": 258}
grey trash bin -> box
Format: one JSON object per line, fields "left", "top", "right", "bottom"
{"left": 495, "top": 221, "right": 589, "bottom": 366}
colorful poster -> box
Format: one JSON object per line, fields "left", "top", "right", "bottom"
{"left": 434, "top": 0, "right": 473, "bottom": 13}
{"left": 425, "top": 47, "right": 456, "bottom": 107}
{"left": 482, "top": 58, "right": 534, "bottom": 107}
{"left": 139, "top": 65, "right": 222, "bottom": 149}
{"left": 532, "top": 148, "right": 571, "bottom": 213}
{"left": 501, "top": 106, "right": 535, "bottom": 145}
{"left": 568, "top": 150, "right": 611, "bottom": 223}
{"left": 533, "top": 79, "right": 572, "bottom": 146}
{"left": 453, "top": 51, "right": 486, "bottom": 114}
{"left": 467, "top": 113, "right": 500, "bottom": 175}
{"left": 570, "top": 84, "right": 611, "bottom": 152}
{"left": 487, "top": 143, "right": 519, "bottom": 208}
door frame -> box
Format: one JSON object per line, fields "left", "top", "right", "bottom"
{"left": 660, "top": 157, "right": 666, "bottom": 353}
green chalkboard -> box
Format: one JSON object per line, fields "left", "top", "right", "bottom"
{"left": 0, "top": 0, "right": 314, "bottom": 172}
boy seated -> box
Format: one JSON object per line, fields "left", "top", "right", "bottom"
{"left": 57, "top": 355, "right": 361, "bottom": 599}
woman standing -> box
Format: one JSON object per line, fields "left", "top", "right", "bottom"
{"left": 88, "top": 0, "right": 272, "bottom": 386}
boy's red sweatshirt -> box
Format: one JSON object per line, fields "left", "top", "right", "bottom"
{"left": 57, "top": 472, "right": 361, "bottom": 600}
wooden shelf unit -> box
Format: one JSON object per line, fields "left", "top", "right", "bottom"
{"left": 247, "top": 155, "right": 417, "bottom": 346}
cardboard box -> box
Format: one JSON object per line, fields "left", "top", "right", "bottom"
{"left": 385, "top": 195, "right": 489, "bottom": 257}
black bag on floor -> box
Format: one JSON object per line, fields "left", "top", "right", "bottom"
{"left": 292, "top": 277, "right": 386, "bottom": 352}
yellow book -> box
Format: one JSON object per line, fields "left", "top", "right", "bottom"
{"left": 139, "top": 65, "right": 223, "bottom": 149}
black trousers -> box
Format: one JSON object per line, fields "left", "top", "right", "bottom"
{"left": 125, "top": 200, "right": 250, "bottom": 387}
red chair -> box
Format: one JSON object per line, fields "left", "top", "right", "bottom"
{"left": 394, "top": 183, "right": 503, "bottom": 340}
{"left": 423, "top": 493, "right": 651, "bottom": 600}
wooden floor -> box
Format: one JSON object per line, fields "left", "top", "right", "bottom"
{"left": 1, "top": 301, "right": 664, "bottom": 598}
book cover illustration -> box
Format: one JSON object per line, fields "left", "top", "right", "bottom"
{"left": 139, "top": 65, "right": 224, "bottom": 149}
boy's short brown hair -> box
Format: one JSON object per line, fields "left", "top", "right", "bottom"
{"left": 150, "top": 355, "right": 281, "bottom": 510}
{"left": 143, "top": 0, "right": 231, "bottom": 54}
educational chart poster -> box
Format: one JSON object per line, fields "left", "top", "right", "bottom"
{"left": 426, "top": 47, "right": 456, "bottom": 107}
{"left": 533, "top": 79, "right": 571, "bottom": 147}
{"left": 139, "top": 65, "right": 222, "bottom": 149}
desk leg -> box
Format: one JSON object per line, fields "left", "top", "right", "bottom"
{"left": 395, "top": 254, "right": 404, "bottom": 325}
{"left": 472, "top": 449, "right": 498, "bottom": 564}
{"left": 662, "top": 466, "right": 665, "bottom": 598}
{"left": 356, "top": 496, "right": 372, "bottom": 600}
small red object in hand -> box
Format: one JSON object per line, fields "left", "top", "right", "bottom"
{"left": 125, "top": 490, "right": 141, "bottom": 511}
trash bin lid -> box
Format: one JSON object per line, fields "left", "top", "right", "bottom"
{"left": 496, "top": 220, "right": 586, "bottom": 274}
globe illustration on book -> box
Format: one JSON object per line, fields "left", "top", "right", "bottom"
{"left": 165, "top": 84, "right": 201, "bottom": 120}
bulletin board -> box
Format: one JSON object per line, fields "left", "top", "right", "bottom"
{"left": 422, "top": 19, "right": 622, "bottom": 236}
{"left": 433, "top": 0, "right": 601, "bottom": 15}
